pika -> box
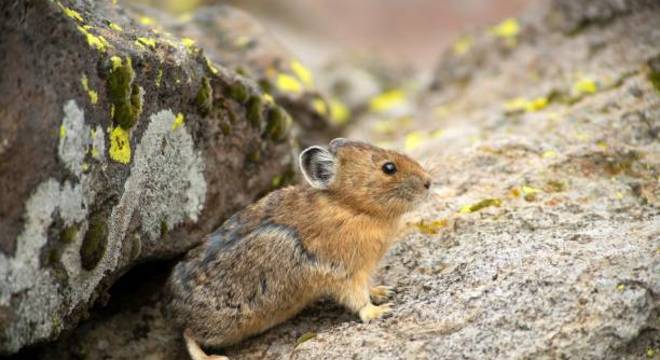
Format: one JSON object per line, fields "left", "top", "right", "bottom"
{"left": 165, "top": 138, "right": 432, "bottom": 359}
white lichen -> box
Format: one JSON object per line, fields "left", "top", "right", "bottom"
{"left": 58, "top": 100, "right": 91, "bottom": 177}
{"left": 122, "top": 109, "right": 206, "bottom": 241}
{"left": 1, "top": 105, "right": 207, "bottom": 353}
{"left": 91, "top": 125, "right": 106, "bottom": 161}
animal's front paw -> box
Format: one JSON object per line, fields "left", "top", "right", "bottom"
{"left": 370, "top": 285, "right": 395, "bottom": 304}
{"left": 359, "top": 303, "right": 393, "bottom": 322}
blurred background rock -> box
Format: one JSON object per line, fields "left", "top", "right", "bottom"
{"left": 123, "top": 0, "right": 536, "bottom": 70}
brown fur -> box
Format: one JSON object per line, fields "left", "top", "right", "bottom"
{"left": 165, "top": 139, "right": 431, "bottom": 359}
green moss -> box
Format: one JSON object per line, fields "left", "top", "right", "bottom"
{"left": 649, "top": 71, "right": 660, "bottom": 92}
{"left": 271, "top": 165, "right": 296, "bottom": 189}
{"left": 258, "top": 79, "right": 273, "bottom": 94}
{"left": 80, "top": 214, "right": 108, "bottom": 271}
{"left": 228, "top": 81, "right": 249, "bottom": 103}
{"left": 545, "top": 179, "right": 566, "bottom": 193}
{"left": 160, "top": 219, "right": 168, "bottom": 238}
{"left": 129, "top": 234, "right": 142, "bottom": 261}
{"left": 234, "top": 66, "right": 249, "bottom": 77}
{"left": 195, "top": 77, "right": 213, "bottom": 116}
{"left": 265, "top": 106, "right": 292, "bottom": 142}
{"left": 60, "top": 225, "right": 79, "bottom": 244}
{"left": 219, "top": 120, "right": 231, "bottom": 136}
{"left": 247, "top": 148, "right": 261, "bottom": 162}
{"left": 246, "top": 95, "right": 263, "bottom": 128}
{"left": 107, "top": 56, "right": 143, "bottom": 129}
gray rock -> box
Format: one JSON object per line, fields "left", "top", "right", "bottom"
{"left": 0, "top": 0, "right": 297, "bottom": 354}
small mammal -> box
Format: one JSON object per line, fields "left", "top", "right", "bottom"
{"left": 166, "top": 138, "right": 432, "bottom": 359}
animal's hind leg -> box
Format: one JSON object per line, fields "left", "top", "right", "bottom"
{"left": 183, "top": 329, "right": 229, "bottom": 360}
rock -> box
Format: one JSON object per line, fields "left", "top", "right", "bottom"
{"left": 127, "top": 4, "right": 342, "bottom": 148}
{"left": 0, "top": 0, "right": 297, "bottom": 354}
{"left": 8, "top": 0, "right": 660, "bottom": 358}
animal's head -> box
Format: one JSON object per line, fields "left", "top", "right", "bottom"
{"left": 299, "top": 138, "right": 432, "bottom": 217}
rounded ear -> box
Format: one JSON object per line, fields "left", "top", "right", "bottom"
{"left": 299, "top": 146, "right": 336, "bottom": 189}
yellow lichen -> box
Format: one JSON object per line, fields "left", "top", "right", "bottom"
{"left": 263, "top": 93, "right": 275, "bottom": 104}
{"left": 155, "top": 68, "right": 163, "bottom": 87}
{"left": 575, "top": 132, "right": 590, "bottom": 142}
{"left": 181, "top": 37, "right": 196, "bottom": 52}
{"left": 77, "top": 26, "right": 110, "bottom": 52}
{"left": 177, "top": 12, "right": 193, "bottom": 22}
{"left": 329, "top": 99, "right": 350, "bottom": 125}
{"left": 573, "top": 77, "right": 598, "bottom": 95}
{"left": 522, "top": 185, "right": 541, "bottom": 201}
{"left": 459, "top": 198, "right": 502, "bottom": 213}
{"left": 404, "top": 131, "right": 426, "bottom": 151}
{"left": 109, "top": 126, "right": 131, "bottom": 164}
{"left": 431, "top": 129, "right": 444, "bottom": 138}
{"left": 616, "top": 283, "right": 625, "bottom": 291}
{"left": 373, "top": 120, "right": 396, "bottom": 134}
{"left": 276, "top": 73, "right": 303, "bottom": 94}
{"left": 453, "top": 35, "right": 473, "bottom": 56}
{"left": 171, "top": 112, "right": 185, "bottom": 130}
{"left": 542, "top": 150, "right": 557, "bottom": 158}
{"left": 80, "top": 74, "right": 98, "bottom": 104}
{"left": 58, "top": 3, "right": 83, "bottom": 22}
{"left": 90, "top": 129, "right": 100, "bottom": 159}
{"left": 59, "top": 124, "right": 67, "bottom": 139}
{"left": 291, "top": 60, "right": 314, "bottom": 88}
{"left": 311, "top": 98, "right": 328, "bottom": 116}
{"left": 137, "top": 37, "right": 157, "bottom": 48}
{"left": 491, "top": 18, "right": 520, "bottom": 39}
{"left": 415, "top": 218, "right": 448, "bottom": 235}
{"left": 296, "top": 332, "right": 317, "bottom": 346}
{"left": 110, "top": 55, "right": 122, "bottom": 71}
{"left": 646, "top": 348, "right": 656, "bottom": 358}
{"left": 205, "top": 57, "right": 219, "bottom": 75}
{"left": 522, "top": 186, "right": 541, "bottom": 195}
{"left": 369, "top": 89, "right": 406, "bottom": 113}
{"left": 139, "top": 16, "right": 155, "bottom": 26}
{"left": 504, "top": 96, "right": 548, "bottom": 113}
{"left": 108, "top": 22, "right": 123, "bottom": 32}
{"left": 234, "top": 35, "right": 251, "bottom": 48}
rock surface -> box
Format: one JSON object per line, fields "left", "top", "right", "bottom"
{"left": 6, "top": 0, "right": 660, "bottom": 358}
{"left": 128, "top": 4, "right": 342, "bottom": 148}
{"left": 0, "top": 0, "right": 299, "bottom": 354}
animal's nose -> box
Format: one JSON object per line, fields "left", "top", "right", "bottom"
{"left": 423, "top": 180, "right": 431, "bottom": 189}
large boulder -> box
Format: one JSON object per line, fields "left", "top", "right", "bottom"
{"left": 0, "top": 0, "right": 299, "bottom": 354}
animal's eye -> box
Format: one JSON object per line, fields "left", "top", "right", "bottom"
{"left": 382, "top": 162, "right": 397, "bottom": 175}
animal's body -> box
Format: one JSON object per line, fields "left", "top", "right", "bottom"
{"left": 166, "top": 138, "right": 431, "bottom": 359}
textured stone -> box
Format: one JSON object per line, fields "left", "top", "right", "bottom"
{"left": 0, "top": 0, "right": 295, "bottom": 354}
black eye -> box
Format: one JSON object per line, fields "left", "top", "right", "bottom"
{"left": 382, "top": 162, "right": 397, "bottom": 175}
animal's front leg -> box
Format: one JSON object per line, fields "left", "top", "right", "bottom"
{"left": 369, "top": 285, "right": 395, "bottom": 304}
{"left": 332, "top": 272, "right": 393, "bottom": 322}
